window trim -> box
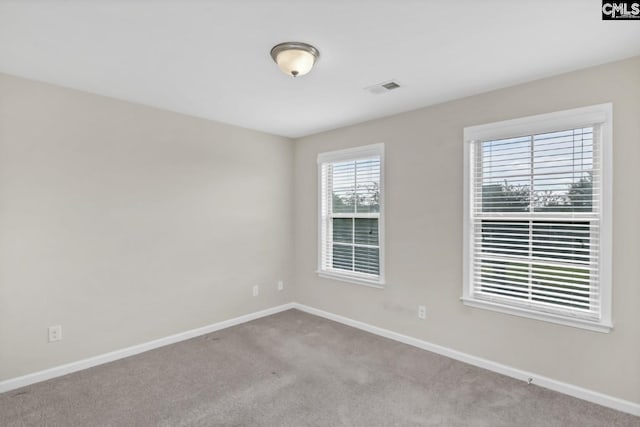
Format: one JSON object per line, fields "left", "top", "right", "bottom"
{"left": 317, "top": 143, "right": 385, "bottom": 287}
{"left": 462, "top": 104, "right": 613, "bottom": 332}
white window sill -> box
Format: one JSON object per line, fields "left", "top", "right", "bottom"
{"left": 317, "top": 270, "right": 385, "bottom": 289}
{"left": 461, "top": 297, "right": 612, "bottom": 333}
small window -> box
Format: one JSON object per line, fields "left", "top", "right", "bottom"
{"left": 463, "top": 104, "right": 612, "bottom": 332}
{"left": 317, "top": 144, "right": 385, "bottom": 287}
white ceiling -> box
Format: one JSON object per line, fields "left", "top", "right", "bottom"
{"left": 1, "top": 1, "right": 639, "bottom": 138}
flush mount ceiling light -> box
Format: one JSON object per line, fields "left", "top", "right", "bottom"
{"left": 270, "top": 42, "right": 320, "bottom": 77}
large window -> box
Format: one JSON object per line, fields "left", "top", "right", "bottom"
{"left": 318, "top": 144, "right": 384, "bottom": 287}
{"left": 463, "top": 104, "right": 612, "bottom": 332}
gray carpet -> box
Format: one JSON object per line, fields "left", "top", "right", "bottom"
{"left": 0, "top": 309, "right": 637, "bottom": 426}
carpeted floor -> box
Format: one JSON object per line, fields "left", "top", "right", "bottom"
{"left": 0, "top": 309, "right": 637, "bottom": 426}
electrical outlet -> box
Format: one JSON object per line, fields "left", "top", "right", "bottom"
{"left": 418, "top": 305, "right": 427, "bottom": 320}
{"left": 277, "top": 280, "right": 284, "bottom": 291}
{"left": 48, "top": 325, "right": 62, "bottom": 342}
{"left": 252, "top": 285, "right": 259, "bottom": 297}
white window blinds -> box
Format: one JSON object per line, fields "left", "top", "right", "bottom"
{"left": 463, "top": 104, "right": 612, "bottom": 332}
{"left": 318, "top": 144, "right": 384, "bottom": 286}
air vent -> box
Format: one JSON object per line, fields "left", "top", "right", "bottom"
{"left": 365, "top": 80, "right": 401, "bottom": 95}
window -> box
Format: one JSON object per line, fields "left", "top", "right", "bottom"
{"left": 317, "top": 144, "right": 384, "bottom": 287}
{"left": 463, "top": 104, "right": 612, "bottom": 332}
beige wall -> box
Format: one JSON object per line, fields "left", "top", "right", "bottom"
{"left": 0, "top": 73, "right": 294, "bottom": 380}
{"left": 1, "top": 57, "right": 638, "bottom": 405}
{"left": 294, "top": 57, "right": 640, "bottom": 404}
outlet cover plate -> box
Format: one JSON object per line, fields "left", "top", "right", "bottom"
{"left": 48, "top": 325, "right": 62, "bottom": 342}
{"left": 418, "top": 305, "right": 427, "bottom": 320}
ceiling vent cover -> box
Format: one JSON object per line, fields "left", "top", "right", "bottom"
{"left": 365, "top": 80, "right": 401, "bottom": 94}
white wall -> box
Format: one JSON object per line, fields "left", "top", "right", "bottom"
{"left": 294, "top": 57, "right": 640, "bottom": 404}
{"left": 0, "top": 73, "right": 294, "bottom": 380}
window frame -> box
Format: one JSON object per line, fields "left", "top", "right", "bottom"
{"left": 462, "top": 104, "right": 613, "bottom": 332}
{"left": 317, "top": 143, "right": 385, "bottom": 288}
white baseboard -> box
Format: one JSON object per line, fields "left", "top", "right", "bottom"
{"left": 292, "top": 303, "right": 640, "bottom": 417}
{"left": 2, "top": 301, "right": 638, "bottom": 417}
{"left": 0, "top": 303, "right": 295, "bottom": 394}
